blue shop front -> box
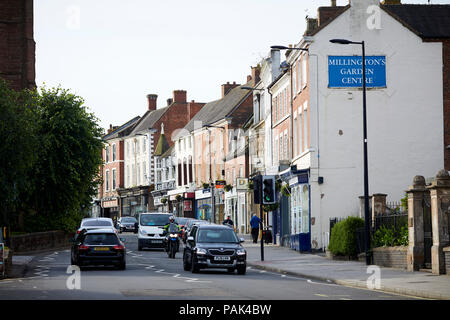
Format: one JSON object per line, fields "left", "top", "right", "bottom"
{"left": 279, "top": 166, "right": 311, "bottom": 252}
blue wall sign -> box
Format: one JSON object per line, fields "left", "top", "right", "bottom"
{"left": 328, "top": 56, "right": 386, "bottom": 88}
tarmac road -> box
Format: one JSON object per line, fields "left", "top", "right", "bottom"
{"left": 0, "top": 233, "right": 420, "bottom": 300}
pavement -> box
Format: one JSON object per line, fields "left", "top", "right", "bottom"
{"left": 239, "top": 234, "right": 450, "bottom": 300}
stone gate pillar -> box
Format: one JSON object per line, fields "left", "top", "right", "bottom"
{"left": 406, "top": 176, "right": 428, "bottom": 271}
{"left": 427, "top": 170, "right": 450, "bottom": 275}
{"left": 372, "top": 193, "right": 387, "bottom": 227}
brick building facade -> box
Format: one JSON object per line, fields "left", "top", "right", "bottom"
{"left": 0, "top": 0, "right": 35, "bottom": 91}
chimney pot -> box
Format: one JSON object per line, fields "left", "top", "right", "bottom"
{"left": 167, "top": 98, "right": 173, "bottom": 106}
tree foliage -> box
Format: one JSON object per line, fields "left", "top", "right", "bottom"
{"left": 24, "top": 86, "right": 104, "bottom": 232}
{"left": 0, "top": 79, "right": 104, "bottom": 233}
{"left": 0, "top": 78, "right": 38, "bottom": 229}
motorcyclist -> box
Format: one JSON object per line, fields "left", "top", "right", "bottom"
{"left": 163, "top": 215, "right": 181, "bottom": 252}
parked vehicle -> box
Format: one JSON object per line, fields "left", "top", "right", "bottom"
{"left": 183, "top": 224, "right": 247, "bottom": 274}
{"left": 182, "top": 219, "right": 212, "bottom": 243}
{"left": 76, "top": 218, "right": 117, "bottom": 238}
{"left": 70, "top": 228, "right": 126, "bottom": 270}
{"left": 116, "top": 216, "right": 138, "bottom": 233}
{"left": 175, "top": 217, "right": 193, "bottom": 242}
{"left": 137, "top": 212, "right": 171, "bottom": 251}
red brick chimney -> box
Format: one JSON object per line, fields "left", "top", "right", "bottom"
{"left": 147, "top": 94, "right": 158, "bottom": 111}
{"left": 187, "top": 100, "right": 206, "bottom": 121}
{"left": 251, "top": 66, "right": 260, "bottom": 85}
{"left": 315, "top": 0, "right": 348, "bottom": 29}
{"left": 173, "top": 90, "right": 187, "bottom": 103}
{"left": 221, "top": 82, "right": 240, "bottom": 98}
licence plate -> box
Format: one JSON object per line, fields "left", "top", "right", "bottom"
{"left": 151, "top": 240, "right": 163, "bottom": 243}
{"left": 94, "top": 247, "right": 110, "bottom": 251}
{"left": 214, "top": 256, "right": 230, "bottom": 261}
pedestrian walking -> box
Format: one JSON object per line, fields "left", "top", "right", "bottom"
{"left": 250, "top": 213, "right": 260, "bottom": 243}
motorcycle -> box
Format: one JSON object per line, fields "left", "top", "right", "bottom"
{"left": 166, "top": 232, "right": 180, "bottom": 258}
{"left": 164, "top": 224, "right": 181, "bottom": 259}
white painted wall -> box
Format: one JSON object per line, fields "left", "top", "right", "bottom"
{"left": 306, "top": 3, "right": 444, "bottom": 250}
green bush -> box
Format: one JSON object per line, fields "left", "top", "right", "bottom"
{"left": 328, "top": 216, "right": 365, "bottom": 257}
{"left": 373, "top": 224, "right": 408, "bottom": 247}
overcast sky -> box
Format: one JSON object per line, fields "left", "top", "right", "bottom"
{"left": 34, "top": 0, "right": 448, "bottom": 131}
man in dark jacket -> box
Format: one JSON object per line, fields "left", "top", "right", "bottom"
{"left": 250, "top": 213, "right": 261, "bottom": 243}
{"left": 222, "top": 215, "right": 234, "bottom": 228}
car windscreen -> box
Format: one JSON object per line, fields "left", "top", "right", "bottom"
{"left": 121, "top": 217, "right": 136, "bottom": 223}
{"left": 197, "top": 229, "right": 239, "bottom": 243}
{"left": 140, "top": 214, "right": 170, "bottom": 226}
{"left": 83, "top": 233, "right": 119, "bottom": 245}
{"left": 81, "top": 220, "right": 113, "bottom": 227}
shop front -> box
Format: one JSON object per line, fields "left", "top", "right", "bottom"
{"left": 182, "top": 192, "right": 195, "bottom": 218}
{"left": 195, "top": 189, "right": 212, "bottom": 222}
{"left": 284, "top": 168, "right": 310, "bottom": 252}
{"left": 101, "top": 197, "right": 120, "bottom": 220}
{"left": 118, "top": 187, "right": 150, "bottom": 217}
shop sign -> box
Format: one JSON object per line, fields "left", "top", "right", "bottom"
{"left": 215, "top": 180, "right": 226, "bottom": 189}
{"left": 102, "top": 198, "right": 118, "bottom": 208}
{"left": 328, "top": 56, "right": 386, "bottom": 88}
{"left": 236, "top": 178, "right": 248, "bottom": 190}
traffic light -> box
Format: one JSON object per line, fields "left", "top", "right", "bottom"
{"left": 253, "top": 175, "right": 262, "bottom": 204}
{"left": 262, "top": 176, "right": 275, "bottom": 204}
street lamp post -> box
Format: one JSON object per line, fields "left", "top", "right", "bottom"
{"left": 330, "top": 38, "right": 371, "bottom": 265}
{"left": 205, "top": 124, "right": 226, "bottom": 224}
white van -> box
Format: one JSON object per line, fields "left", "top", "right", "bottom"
{"left": 137, "top": 212, "right": 171, "bottom": 251}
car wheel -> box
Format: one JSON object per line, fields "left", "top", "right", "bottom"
{"left": 237, "top": 266, "right": 246, "bottom": 275}
{"left": 191, "top": 255, "right": 199, "bottom": 273}
{"left": 183, "top": 252, "right": 191, "bottom": 271}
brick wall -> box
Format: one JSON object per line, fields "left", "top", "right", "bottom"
{"left": 10, "top": 231, "right": 74, "bottom": 253}
{"left": 0, "top": 0, "right": 35, "bottom": 91}
{"left": 373, "top": 246, "right": 408, "bottom": 269}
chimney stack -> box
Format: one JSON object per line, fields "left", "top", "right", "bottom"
{"left": 251, "top": 66, "right": 260, "bottom": 85}
{"left": 173, "top": 90, "right": 187, "bottom": 103}
{"left": 221, "top": 82, "right": 240, "bottom": 97}
{"left": 147, "top": 94, "right": 158, "bottom": 111}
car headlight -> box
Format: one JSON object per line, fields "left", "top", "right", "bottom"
{"left": 236, "top": 249, "right": 246, "bottom": 255}
{"left": 169, "top": 234, "right": 178, "bottom": 238}
{"left": 196, "top": 248, "right": 207, "bottom": 255}
{"left": 139, "top": 229, "right": 146, "bottom": 236}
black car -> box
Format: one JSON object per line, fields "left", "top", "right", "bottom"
{"left": 71, "top": 228, "right": 126, "bottom": 270}
{"left": 117, "top": 216, "right": 138, "bottom": 233}
{"left": 183, "top": 224, "right": 247, "bottom": 274}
